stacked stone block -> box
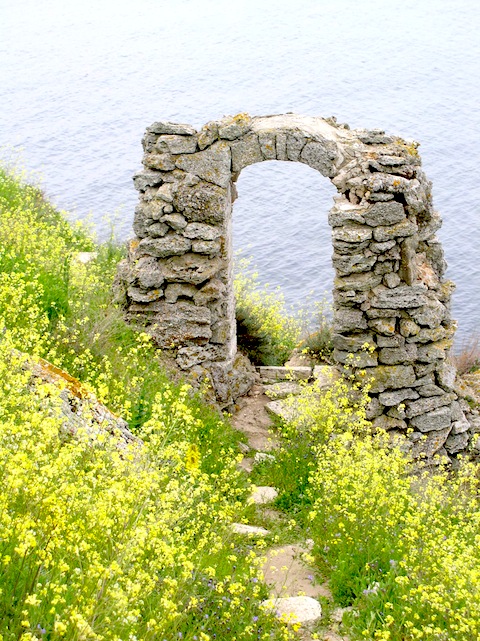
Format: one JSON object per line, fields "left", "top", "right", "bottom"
{"left": 118, "top": 113, "right": 469, "bottom": 459}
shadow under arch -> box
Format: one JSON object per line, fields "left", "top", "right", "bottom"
{"left": 121, "top": 113, "right": 461, "bottom": 458}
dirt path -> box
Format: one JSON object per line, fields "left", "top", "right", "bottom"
{"left": 231, "top": 374, "right": 350, "bottom": 641}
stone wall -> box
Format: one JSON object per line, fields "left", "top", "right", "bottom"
{"left": 117, "top": 113, "right": 472, "bottom": 460}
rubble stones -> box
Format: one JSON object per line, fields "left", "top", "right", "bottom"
{"left": 121, "top": 113, "right": 464, "bottom": 456}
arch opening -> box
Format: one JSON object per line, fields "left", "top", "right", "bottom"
{"left": 119, "top": 113, "right": 466, "bottom": 460}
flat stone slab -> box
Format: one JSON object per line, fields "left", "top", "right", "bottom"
{"left": 265, "top": 400, "right": 298, "bottom": 424}
{"left": 313, "top": 365, "right": 339, "bottom": 388}
{"left": 258, "top": 366, "right": 312, "bottom": 383}
{"left": 231, "top": 523, "right": 270, "bottom": 536}
{"left": 261, "top": 596, "right": 322, "bottom": 625}
{"left": 263, "top": 381, "right": 303, "bottom": 399}
{"left": 262, "top": 544, "right": 331, "bottom": 599}
{"left": 251, "top": 486, "right": 278, "bottom": 504}
{"left": 254, "top": 452, "right": 276, "bottom": 465}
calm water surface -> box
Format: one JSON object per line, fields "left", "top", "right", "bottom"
{"left": 1, "top": 0, "right": 479, "bottom": 344}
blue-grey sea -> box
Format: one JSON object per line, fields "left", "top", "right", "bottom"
{"left": 1, "top": 0, "right": 479, "bottom": 345}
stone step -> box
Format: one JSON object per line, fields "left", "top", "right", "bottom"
{"left": 261, "top": 595, "right": 322, "bottom": 625}
{"left": 257, "top": 366, "right": 312, "bottom": 383}
{"left": 250, "top": 485, "right": 278, "bottom": 504}
{"left": 231, "top": 523, "right": 270, "bottom": 536}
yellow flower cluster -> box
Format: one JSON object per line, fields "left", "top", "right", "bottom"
{"left": 273, "top": 374, "right": 480, "bottom": 640}
{"left": 0, "top": 168, "right": 294, "bottom": 640}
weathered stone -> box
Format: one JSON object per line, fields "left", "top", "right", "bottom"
{"left": 258, "top": 131, "right": 277, "bottom": 159}
{"left": 127, "top": 286, "right": 163, "bottom": 303}
{"left": 416, "top": 384, "right": 445, "bottom": 397}
{"left": 156, "top": 134, "right": 197, "bottom": 154}
{"left": 261, "top": 596, "right": 322, "bottom": 625}
{"left": 174, "top": 181, "right": 228, "bottom": 223}
{"left": 405, "top": 393, "right": 454, "bottom": 418}
{"left": 445, "top": 431, "right": 469, "bottom": 454}
{"left": 406, "top": 326, "right": 446, "bottom": 344}
{"left": 148, "top": 222, "right": 169, "bottom": 238}
{"left": 333, "top": 239, "right": 371, "bottom": 255}
{"left": 258, "top": 366, "right": 312, "bottom": 382}
{"left": 373, "top": 415, "right": 407, "bottom": 431}
{"left": 141, "top": 301, "right": 211, "bottom": 346}
{"left": 451, "top": 416, "right": 470, "bottom": 435}
{"left": 332, "top": 253, "right": 377, "bottom": 275}
{"left": 370, "top": 240, "right": 397, "bottom": 254}
{"left": 363, "top": 201, "right": 406, "bottom": 227}
{"left": 366, "top": 397, "right": 383, "bottom": 419}
{"left": 436, "top": 361, "right": 456, "bottom": 391}
{"left": 371, "top": 285, "right": 429, "bottom": 309}
{"left": 378, "top": 343, "right": 417, "bottom": 365}
{"left": 379, "top": 388, "right": 419, "bottom": 406}
{"left": 376, "top": 333, "right": 404, "bottom": 347}
{"left": 373, "top": 218, "right": 417, "bottom": 242}
{"left": 231, "top": 523, "right": 270, "bottom": 536}
{"left": 335, "top": 272, "right": 382, "bottom": 291}
{"left": 286, "top": 132, "right": 307, "bottom": 161}
{"left": 251, "top": 486, "right": 278, "bottom": 504}
{"left": 198, "top": 121, "right": 219, "bottom": 150}
{"left": 334, "top": 308, "right": 368, "bottom": 332}
{"left": 313, "top": 365, "right": 339, "bottom": 387}
{"left": 366, "top": 307, "right": 403, "bottom": 319}
{"left": 399, "top": 235, "right": 418, "bottom": 285}
{"left": 218, "top": 113, "right": 252, "bottom": 140}
{"left": 409, "top": 300, "right": 447, "bottom": 328}
{"left": 164, "top": 283, "right": 197, "bottom": 303}
{"left": 162, "top": 254, "right": 223, "bottom": 284}
{"left": 417, "top": 339, "right": 450, "bottom": 363}
{"left": 148, "top": 121, "right": 197, "bottom": 135}
{"left": 411, "top": 426, "right": 451, "bottom": 459}
{"left": 410, "top": 405, "right": 452, "bottom": 432}
{"left": 231, "top": 134, "right": 263, "bottom": 172}
{"left": 162, "top": 213, "right": 187, "bottom": 230}
{"left": 138, "top": 235, "right": 191, "bottom": 258}
{"left": 333, "top": 333, "right": 375, "bottom": 353}
{"left": 192, "top": 239, "right": 221, "bottom": 255}
{"left": 332, "top": 224, "right": 372, "bottom": 244}
{"left": 328, "top": 200, "right": 367, "bottom": 227}
{"left": 383, "top": 272, "right": 401, "bottom": 289}
{"left": 368, "top": 365, "right": 416, "bottom": 393}
{"left": 133, "top": 169, "right": 164, "bottom": 191}
{"left": 300, "top": 140, "right": 337, "bottom": 177}
{"left": 264, "top": 381, "right": 303, "bottom": 399}
{"left": 176, "top": 142, "right": 231, "bottom": 188}
{"left": 399, "top": 318, "right": 421, "bottom": 337}
{"left": 183, "top": 222, "right": 222, "bottom": 240}
{"left": 334, "top": 350, "right": 377, "bottom": 367}
{"left": 275, "top": 132, "right": 287, "bottom": 160}
{"left": 194, "top": 279, "right": 226, "bottom": 305}
{"left": 143, "top": 152, "right": 176, "bottom": 171}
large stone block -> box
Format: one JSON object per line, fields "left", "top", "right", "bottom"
{"left": 138, "top": 235, "right": 191, "bottom": 258}
{"left": 410, "top": 405, "right": 452, "bottom": 432}
{"left": 368, "top": 365, "right": 416, "bottom": 393}
{"left": 371, "top": 285, "right": 429, "bottom": 309}
{"left": 176, "top": 142, "right": 231, "bottom": 188}
{"left": 363, "top": 201, "right": 406, "bottom": 226}
{"left": 162, "top": 253, "right": 223, "bottom": 284}
{"left": 142, "top": 301, "right": 212, "bottom": 346}
{"left": 173, "top": 181, "right": 228, "bottom": 224}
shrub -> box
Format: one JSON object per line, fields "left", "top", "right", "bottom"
{"left": 234, "top": 257, "right": 301, "bottom": 365}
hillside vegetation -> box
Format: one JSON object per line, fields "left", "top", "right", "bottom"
{"left": 2, "top": 167, "right": 480, "bottom": 641}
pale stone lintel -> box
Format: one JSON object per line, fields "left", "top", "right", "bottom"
{"left": 251, "top": 114, "right": 344, "bottom": 142}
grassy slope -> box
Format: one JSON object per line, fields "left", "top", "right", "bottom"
{"left": 0, "top": 167, "right": 295, "bottom": 641}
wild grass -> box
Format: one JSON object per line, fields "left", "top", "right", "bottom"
{"left": 251, "top": 374, "right": 480, "bottom": 641}
{"left": 453, "top": 333, "right": 480, "bottom": 374}
{"left": 0, "top": 167, "right": 295, "bottom": 641}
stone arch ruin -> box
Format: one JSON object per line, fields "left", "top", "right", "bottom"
{"left": 118, "top": 113, "right": 470, "bottom": 459}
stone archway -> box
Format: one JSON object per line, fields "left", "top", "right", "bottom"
{"left": 118, "top": 113, "right": 466, "bottom": 459}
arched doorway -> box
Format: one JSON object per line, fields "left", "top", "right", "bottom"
{"left": 119, "top": 113, "right": 460, "bottom": 454}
